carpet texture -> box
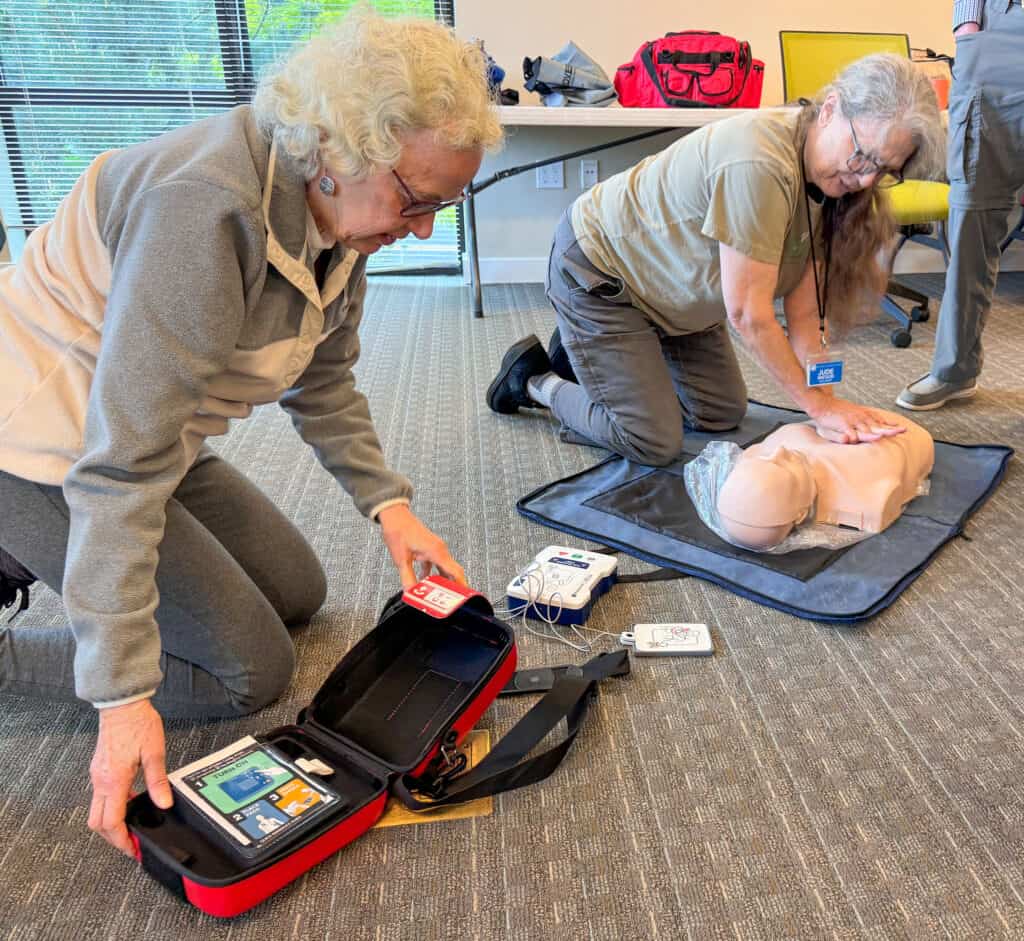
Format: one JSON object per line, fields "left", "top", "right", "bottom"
{"left": 3, "top": 274, "right": 1024, "bottom": 940}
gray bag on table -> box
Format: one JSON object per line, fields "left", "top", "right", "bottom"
{"left": 523, "top": 42, "right": 617, "bottom": 107}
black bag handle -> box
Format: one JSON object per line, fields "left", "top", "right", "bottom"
{"left": 658, "top": 50, "right": 735, "bottom": 67}
{"left": 392, "top": 650, "right": 629, "bottom": 811}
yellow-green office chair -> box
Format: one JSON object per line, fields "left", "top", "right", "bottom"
{"left": 779, "top": 30, "right": 950, "bottom": 347}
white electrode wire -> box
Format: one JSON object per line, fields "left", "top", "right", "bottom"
{"left": 492, "top": 562, "right": 621, "bottom": 653}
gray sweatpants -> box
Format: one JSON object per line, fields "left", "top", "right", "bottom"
{"left": 932, "top": 1, "right": 1024, "bottom": 383}
{"left": 544, "top": 211, "right": 747, "bottom": 465}
{"left": 0, "top": 451, "right": 326, "bottom": 717}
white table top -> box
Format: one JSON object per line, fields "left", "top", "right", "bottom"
{"left": 498, "top": 105, "right": 776, "bottom": 128}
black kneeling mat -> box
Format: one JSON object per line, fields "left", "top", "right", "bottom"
{"left": 585, "top": 462, "right": 849, "bottom": 582}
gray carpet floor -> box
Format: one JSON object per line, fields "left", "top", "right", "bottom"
{"left": 3, "top": 273, "right": 1024, "bottom": 940}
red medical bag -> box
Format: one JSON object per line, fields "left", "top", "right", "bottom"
{"left": 615, "top": 31, "right": 764, "bottom": 108}
{"left": 126, "top": 576, "right": 628, "bottom": 917}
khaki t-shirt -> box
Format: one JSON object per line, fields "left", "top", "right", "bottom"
{"left": 571, "top": 108, "right": 820, "bottom": 336}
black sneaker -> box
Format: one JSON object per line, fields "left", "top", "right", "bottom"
{"left": 547, "top": 327, "right": 578, "bottom": 383}
{"left": 0, "top": 546, "right": 35, "bottom": 616}
{"left": 486, "top": 335, "right": 551, "bottom": 414}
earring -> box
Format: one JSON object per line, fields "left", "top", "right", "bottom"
{"left": 318, "top": 175, "right": 335, "bottom": 196}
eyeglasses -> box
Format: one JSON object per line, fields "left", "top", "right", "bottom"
{"left": 392, "top": 169, "right": 468, "bottom": 217}
{"left": 846, "top": 118, "right": 907, "bottom": 189}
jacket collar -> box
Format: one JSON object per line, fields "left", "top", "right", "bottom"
{"left": 261, "top": 140, "right": 359, "bottom": 310}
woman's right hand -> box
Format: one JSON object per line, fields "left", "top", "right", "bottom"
{"left": 89, "top": 698, "right": 173, "bottom": 856}
{"left": 809, "top": 396, "right": 907, "bottom": 444}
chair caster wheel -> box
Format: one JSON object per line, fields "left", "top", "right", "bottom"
{"left": 891, "top": 329, "right": 912, "bottom": 348}
{"left": 910, "top": 305, "right": 930, "bottom": 323}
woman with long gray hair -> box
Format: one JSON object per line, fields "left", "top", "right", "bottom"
{"left": 0, "top": 11, "right": 501, "bottom": 856}
{"left": 488, "top": 53, "right": 944, "bottom": 462}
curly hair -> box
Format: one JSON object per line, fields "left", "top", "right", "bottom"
{"left": 798, "top": 53, "right": 945, "bottom": 331}
{"left": 252, "top": 9, "right": 503, "bottom": 180}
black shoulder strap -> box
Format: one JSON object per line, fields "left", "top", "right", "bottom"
{"left": 392, "top": 650, "right": 629, "bottom": 811}
{"left": 499, "top": 653, "right": 631, "bottom": 695}
{"left": 587, "top": 546, "right": 689, "bottom": 586}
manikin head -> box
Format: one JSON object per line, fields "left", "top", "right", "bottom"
{"left": 717, "top": 447, "right": 816, "bottom": 550}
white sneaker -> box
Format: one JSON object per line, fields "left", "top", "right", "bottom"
{"left": 896, "top": 373, "right": 978, "bottom": 411}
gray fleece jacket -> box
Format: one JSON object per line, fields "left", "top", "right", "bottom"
{"left": 0, "top": 105, "right": 412, "bottom": 706}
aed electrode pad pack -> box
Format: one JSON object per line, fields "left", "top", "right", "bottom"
{"left": 619, "top": 623, "right": 714, "bottom": 657}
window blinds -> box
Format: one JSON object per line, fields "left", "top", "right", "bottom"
{"left": 0, "top": 1, "right": 460, "bottom": 271}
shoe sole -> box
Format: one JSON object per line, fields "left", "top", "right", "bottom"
{"left": 486, "top": 336, "right": 541, "bottom": 414}
{"left": 896, "top": 385, "right": 977, "bottom": 411}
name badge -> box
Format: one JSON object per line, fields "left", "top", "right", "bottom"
{"left": 806, "top": 357, "right": 844, "bottom": 387}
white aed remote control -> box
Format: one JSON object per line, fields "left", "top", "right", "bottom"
{"left": 619, "top": 623, "right": 714, "bottom": 657}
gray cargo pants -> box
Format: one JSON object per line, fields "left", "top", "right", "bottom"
{"left": 933, "top": 1, "right": 1024, "bottom": 383}
{"left": 0, "top": 451, "right": 326, "bottom": 716}
{"left": 544, "top": 211, "right": 747, "bottom": 465}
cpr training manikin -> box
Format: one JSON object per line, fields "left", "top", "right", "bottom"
{"left": 715, "top": 412, "right": 935, "bottom": 552}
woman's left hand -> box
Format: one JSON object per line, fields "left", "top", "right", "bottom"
{"left": 377, "top": 504, "right": 467, "bottom": 588}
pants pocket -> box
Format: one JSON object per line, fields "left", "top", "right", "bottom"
{"left": 947, "top": 91, "right": 982, "bottom": 185}
{"left": 984, "top": 0, "right": 1016, "bottom": 24}
{"left": 557, "top": 245, "right": 630, "bottom": 303}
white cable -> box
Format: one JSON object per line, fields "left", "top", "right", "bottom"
{"left": 494, "top": 561, "right": 619, "bottom": 654}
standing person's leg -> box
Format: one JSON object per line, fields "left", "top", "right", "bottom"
{"left": 0, "top": 454, "right": 325, "bottom": 718}
{"left": 931, "top": 202, "right": 1009, "bottom": 382}
{"left": 899, "top": 17, "right": 1024, "bottom": 410}
{"left": 661, "top": 323, "right": 747, "bottom": 432}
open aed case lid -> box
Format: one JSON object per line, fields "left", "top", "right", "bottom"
{"left": 297, "top": 580, "right": 514, "bottom": 778}
{"left": 127, "top": 578, "right": 516, "bottom": 894}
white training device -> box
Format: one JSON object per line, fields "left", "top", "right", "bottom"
{"left": 506, "top": 546, "right": 618, "bottom": 625}
{"left": 619, "top": 623, "right": 714, "bottom": 657}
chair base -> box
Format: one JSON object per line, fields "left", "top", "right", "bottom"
{"left": 1000, "top": 207, "right": 1024, "bottom": 254}
{"left": 882, "top": 279, "right": 931, "bottom": 348}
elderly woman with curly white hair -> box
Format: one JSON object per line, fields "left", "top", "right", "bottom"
{"left": 0, "top": 12, "right": 501, "bottom": 855}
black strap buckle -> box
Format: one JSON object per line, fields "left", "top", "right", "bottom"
{"left": 415, "top": 743, "right": 469, "bottom": 801}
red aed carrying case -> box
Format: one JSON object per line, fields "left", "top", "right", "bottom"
{"left": 125, "top": 576, "right": 628, "bottom": 917}
{"left": 615, "top": 31, "right": 764, "bottom": 109}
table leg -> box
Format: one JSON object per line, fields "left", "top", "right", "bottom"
{"left": 464, "top": 191, "right": 484, "bottom": 318}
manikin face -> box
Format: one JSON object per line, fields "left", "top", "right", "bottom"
{"left": 754, "top": 446, "right": 816, "bottom": 525}
{"left": 306, "top": 128, "right": 483, "bottom": 255}
{"left": 717, "top": 446, "right": 816, "bottom": 550}
{"left": 805, "top": 94, "right": 916, "bottom": 199}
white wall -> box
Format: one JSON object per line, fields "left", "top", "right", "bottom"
{"left": 457, "top": 0, "right": 953, "bottom": 110}
{"left": 454, "top": 1, "right": 1015, "bottom": 281}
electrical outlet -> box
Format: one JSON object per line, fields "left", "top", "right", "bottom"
{"left": 535, "top": 162, "right": 564, "bottom": 189}
{"left": 580, "top": 159, "right": 599, "bottom": 189}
